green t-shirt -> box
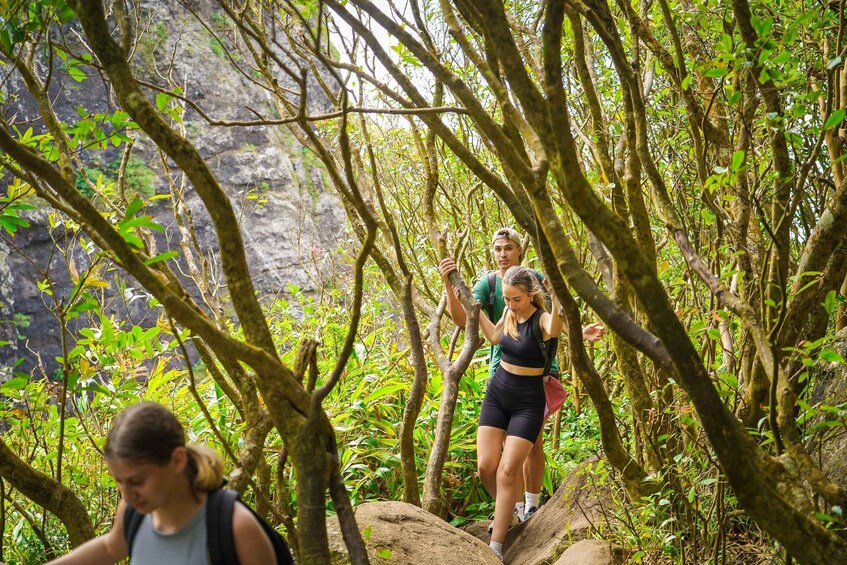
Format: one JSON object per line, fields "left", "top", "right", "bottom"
{"left": 473, "top": 271, "right": 561, "bottom": 378}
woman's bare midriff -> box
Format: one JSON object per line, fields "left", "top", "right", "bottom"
{"left": 500, "top": 360, "right": 545, "bottom": 376}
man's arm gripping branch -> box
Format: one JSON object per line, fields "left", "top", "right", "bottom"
{"left": 439, "top": 257, "right": 471, "bottom": 327}
{"left": 438, "top": 256, "right": 485, "bottom": 339}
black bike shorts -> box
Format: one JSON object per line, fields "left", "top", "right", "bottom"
{"left": 478, "top": 366, "right": 545, "bottom": 442}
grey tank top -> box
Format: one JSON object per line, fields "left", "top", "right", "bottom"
{"left": 131, "top": 502, "right": 209, "bottom": 564}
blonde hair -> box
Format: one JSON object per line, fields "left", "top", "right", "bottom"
{"left": 502, "top": 266, "right": 547, "bottom": 339}
{"left": 105, "top": 401, "right": 224, "bottom": 492}
{"left": 186, "top": 444, "right": 225, "bottom": 491}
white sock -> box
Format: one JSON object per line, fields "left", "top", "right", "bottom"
{"left": 525, "top": 492, "right": 540, "bottom": 508}
{"left": 489, "top": 540, "right": 503, "bottom": 555}
{"left": 514, "top": 501, "right": 525, "bottom": 520}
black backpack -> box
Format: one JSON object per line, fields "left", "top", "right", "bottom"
{"left": 123, "top": 489, "right": 294, "bottom": 565}
{"left": 486, "top": 270, "right": 558, "bottom": 375}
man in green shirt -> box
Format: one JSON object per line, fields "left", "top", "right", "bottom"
{"left": 439, "top": 228, "right": 604, "bottom": 521}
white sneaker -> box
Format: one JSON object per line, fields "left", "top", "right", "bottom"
{"left": 488, "top": 509, "right": 521, "bottom": 534}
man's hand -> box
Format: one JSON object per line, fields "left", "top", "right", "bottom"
{"left": 438, "top": 257, "right": 458, "bottom": 279}
{"left": 582, "top": 321, "right": 605, "bottom": 342}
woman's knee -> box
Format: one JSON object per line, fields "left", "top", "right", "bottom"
{"left": 478, "top": 457, "right": 498, "bottom": 479}
{"left": 496, "top": 460, "right": 522, "bottom": 483}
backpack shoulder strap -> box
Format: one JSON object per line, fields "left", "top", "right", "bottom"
{"left": 531, "top": 309, "right": 558, "bottom": 375}
{"left": 123, "top": 503, "right": 145, "bottom": 558}
{"left": 206, "top": 489, "right": 295, "bottom": 565}
{"left": 486, "top": 271, "right": 497, "bottom": 320}
{"left": 206, "top": 489, "right": 239, "bottom": 565}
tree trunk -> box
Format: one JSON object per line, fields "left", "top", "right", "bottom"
{"left": 0, "top": 439, "right": 95, "bottom": 548}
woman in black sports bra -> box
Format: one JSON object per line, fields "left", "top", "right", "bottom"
{"left": 466, "top": 265, "right": 563, "bottom": 559}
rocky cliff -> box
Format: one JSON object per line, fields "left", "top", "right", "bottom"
{"left": 0, "top": 2, "right": 345, "bottom": 375}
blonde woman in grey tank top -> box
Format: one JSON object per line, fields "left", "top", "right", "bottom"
{"left": 47, "top": 402, "right": 276, "bottom": 565}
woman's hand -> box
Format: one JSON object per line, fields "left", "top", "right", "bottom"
{"left": 582, "top": 322, "right": 605, "bottom": 342}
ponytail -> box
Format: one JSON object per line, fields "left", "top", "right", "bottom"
{"left": 186, "top": 444, "right": 224, "bottom": 491}
{"left": 532, "top": 292, "right": 548, "bottom": 312}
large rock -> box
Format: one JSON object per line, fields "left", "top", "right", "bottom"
{"left": 553, "top": 540, "right": 626, "bottom": 565}
{"left": 462, "top": 456, "right": 613, "bottom": 564}
{"left": 504, "top": 456, "right": 612, "bottom": 564}
{"left": 327, "top": 500, "right": 501, "bottom": 565}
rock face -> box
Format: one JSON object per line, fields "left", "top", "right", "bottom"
{"left": 807, "top": 327, "right": 847, "bottom": 486}
{"left": 0, "top": 2, "right": 345, "bottom": 375}
{"left": 327, "top": 501, "right": 502, "bottom": 565}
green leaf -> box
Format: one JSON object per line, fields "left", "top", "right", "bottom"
{"left": 125, "top": 197, "right": 143, "bottom": 218}
{"left": 66, "top": 370, "right": 80, "bottom": 392}
{"left": 120, "top": 231, "right": 144, "bottom": 249}
{"left": 815, "top": 512, "right": 838, "bottom": 523}
{"left": 772, "top": 51, "right": 791, "bottom": 65}
{"left": 727, "top": 90, "right": 742, "bottom": 105}
{"left": 68, "top": 64, "right": 86, "bottom": 82}
{"left": 0, "top": 215, "right": 29, "bottom": 235}
{"left": 56, "top": 4, "right": 77, "bottom": 22}
{"left": 144, "top": 250, "right": 179, "bottom": 266}
{"left": 1, "top": 376, "right": 29, "bottom": 391}
{"left": 819, "top": 349, "right": 844, "bottom": 364}
{"left": 751, "top": 16, "right": 773, "bottom": 36}
{"left": 68, "top": 293, "right": 98, "bottom": 316}
{"left": 0, "top": 28, "right": 14, "bottom": 52}
{"left": 681, "top": 74, "right": 693, "bottom": 91}
{"left": 730, "top": 150, "right": 745, "bottom": 172}
{"left": 155, "top": 92, "right": 172, "bottom": 111}
{"left": 824, "top": 290, "right": 837, "bottom": 316}
{"left": 363, "top": 383, "right": 406, "bottom": 404}
{"left": 120, "top": 215, "right": 161, "bottom": 231}
{"left": 704, "top": 67, "right": 727, "bottom": 78}
{"left": 824, "top": 109, "right": 846, "bottom": 131}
